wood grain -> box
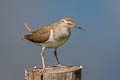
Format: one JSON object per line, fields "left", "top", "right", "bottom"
{"left": 25, "top": 66, "right": 82, "bottom": 80}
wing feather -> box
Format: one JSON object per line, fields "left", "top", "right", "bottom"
{"left": 24, "top": 26, "right": 51, "bottom": 43}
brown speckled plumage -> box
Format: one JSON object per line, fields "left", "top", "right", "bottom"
{"left": 60, "top": 17, "right": 74, "bottom": 23}
{"left": 24, "top": 17, "right": 73, "bottom": 43}
{"left": 24, "top": 24, "right": 55, "bottom": 43}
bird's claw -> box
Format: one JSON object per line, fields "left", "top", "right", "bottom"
{"left": 57, "top": 64, "right": 67, "bottom": 68}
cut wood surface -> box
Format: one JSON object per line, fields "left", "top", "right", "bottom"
{"left": 25, "top": 66, "right": 82, "bottom": 80}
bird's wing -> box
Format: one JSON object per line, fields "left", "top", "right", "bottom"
{"left": 24, "top": 26, "right": 52, "bottom": 43}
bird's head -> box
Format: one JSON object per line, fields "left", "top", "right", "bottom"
{"left": 59, "top": 17, "right": 85, "bottom": 31}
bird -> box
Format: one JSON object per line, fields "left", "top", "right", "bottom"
{"left": 23, "top": 17, "right": 85, "bottom": 70}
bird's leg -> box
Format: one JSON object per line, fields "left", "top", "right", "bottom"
{"left": 54, "top": 48, "right": 60, "bottom": 64}
{"left": 41, "top": 47, "right": 46, "bottom": 70}
{"left": 54, "top": 48, "right": 66, "bottom": 68}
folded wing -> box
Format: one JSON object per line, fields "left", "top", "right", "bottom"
{"left": 24, "top": 26, "right": 51, "bottom": 43}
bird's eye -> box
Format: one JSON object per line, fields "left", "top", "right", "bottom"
{"left": 61, "top": 21, "right": 64, "bottom": 22}
{"left": 68, "top": 23, "right": 72, "bottom": 25}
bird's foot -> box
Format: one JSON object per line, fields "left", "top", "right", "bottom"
{"left": 43, "top": 67, "right": 46, "bottom": 70}
{"left": 42, "top": 67, "right": 49, "bottom": 72}
{"left": 57, "top": 64, "right": 67, "bottom": 68}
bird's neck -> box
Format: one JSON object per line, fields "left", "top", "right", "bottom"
{"left": 59, "top": 28, "right": 71, "bottom": 40}
{"left": 53, "top": 27, "right": 71, "bottom": 40}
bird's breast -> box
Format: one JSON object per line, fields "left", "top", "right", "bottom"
{"left": 37, "top": 28, "right": 71, "bottom": 48}
{"left": 54, "top": 28, "right": 71, "bottom": 42}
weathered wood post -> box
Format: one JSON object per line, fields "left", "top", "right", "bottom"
{"left": 25, "top": 66, "right": 82, "bottom": 80}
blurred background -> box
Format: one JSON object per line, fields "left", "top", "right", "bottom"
{"left": 0, "top": 0, "right": 120, "bottom": 80}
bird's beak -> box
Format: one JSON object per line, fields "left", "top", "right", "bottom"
{"left": 74, "top": 25, "right": 86, "bottom": 31}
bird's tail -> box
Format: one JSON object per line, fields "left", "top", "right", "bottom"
{"left": 24, "top": 23, "right": 34, "bottom": 33}
{"left": 21, "top": 23, "right": 34, "bottom": 40}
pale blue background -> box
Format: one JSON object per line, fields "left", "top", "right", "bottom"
{"left": 0, "top": 0, "right": 120, "bottom": 80}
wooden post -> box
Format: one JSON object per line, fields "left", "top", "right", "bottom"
{"left": 25, "top": 66, "right": 82, "bottom": 80}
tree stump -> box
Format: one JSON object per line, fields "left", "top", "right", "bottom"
{"left": 25, "top": 66, "right": 82, "bottom": 80}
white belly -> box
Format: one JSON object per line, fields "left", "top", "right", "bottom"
{"left": 36, "top": 28, "right": 71, "bottom": 48}
{"left": 36, "top": 35, "right": 70, "bottom": 48}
